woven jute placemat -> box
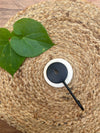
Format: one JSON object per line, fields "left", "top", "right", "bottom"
{"left": 0, "top": 0, "right": 100, "bottom": 132}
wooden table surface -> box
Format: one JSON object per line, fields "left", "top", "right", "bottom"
{"left": 0, "top": 0, "right": 45, "bottom": 27}
{"left": 0, "top": 0, "right": 100, "bottom": 133}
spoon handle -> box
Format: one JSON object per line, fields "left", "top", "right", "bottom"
{"left": 63, "top": 81, "right": 84, "bottom": 111}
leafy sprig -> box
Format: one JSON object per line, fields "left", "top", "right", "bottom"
{"left": 0, "top": 18, "right": 54, "bottom": 76}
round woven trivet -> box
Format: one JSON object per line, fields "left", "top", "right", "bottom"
{"left": 0, "top": 0, "right": 100, "bottom": 133}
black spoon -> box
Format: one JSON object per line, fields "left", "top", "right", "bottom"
{"left": 47, "top": 62, "right": 84, "bottom": 111}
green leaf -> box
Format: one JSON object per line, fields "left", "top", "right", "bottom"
{"left": 0, "top": 28, "right": 11, "bottom": 45}
{"left": 0, "top": 18, "right": 54, "bottom": 76}
{"left": 10, "top": 18, "right": 54, "bottom": 57}
{"left": 0, "top": 28, "right": 25, "bottom": 76}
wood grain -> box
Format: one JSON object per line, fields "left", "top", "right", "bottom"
{"left": 88, "top": 0, "right": 100, "bottom": 6}
{"left": 0, "top": 0, "right": 100, "bottom": 133}
{"left": 0, "top": 0, "right": 45, "bottom": 27}
{"left": 0, "top": 120, "right": 22, "bottom": 133}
